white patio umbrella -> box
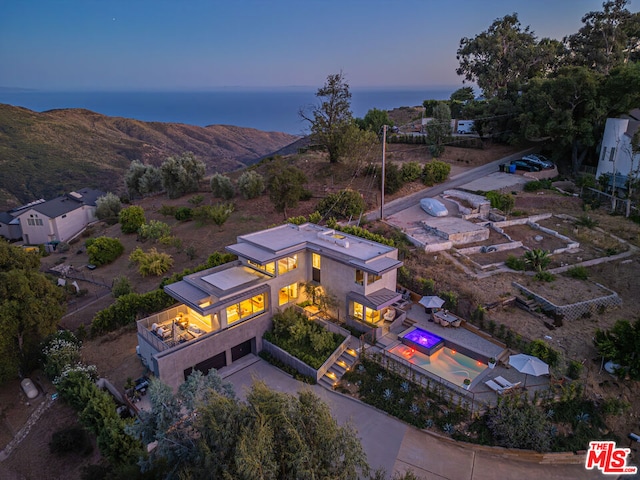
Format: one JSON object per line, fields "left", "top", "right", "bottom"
{"left": 418, "top": 295, "right": 445, "bottom": 309}
{"left": 509, "top": 353, "right": 549, "bottom": 386}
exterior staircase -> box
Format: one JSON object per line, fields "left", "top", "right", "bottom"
{"left": 318, "top": 348, "right": 358, "bottom": 389}
{"left": 402, "top": 316, "right": 416, "bottom": 329}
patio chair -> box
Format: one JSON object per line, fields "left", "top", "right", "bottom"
{"left": 494, "top": 376, "right": 521, "bottom": 392}
{"left": 485, "top": 379, "right": 504, "bottom": 394}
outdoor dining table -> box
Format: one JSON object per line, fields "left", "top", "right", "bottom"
{"left": 434, "top": 310, "right": 461, "bottom": 327}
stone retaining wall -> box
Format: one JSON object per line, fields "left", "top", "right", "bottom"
{"left": 512, "top": 281, "right": 622, "bottom": 321}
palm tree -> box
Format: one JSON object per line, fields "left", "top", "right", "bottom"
{"left": 524, "top": 249, "right": 551, "bottom": 272}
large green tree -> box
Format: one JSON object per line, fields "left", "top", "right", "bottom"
{"left": 0, "top": 242, "right": 65, "bottom": 382}
{"left": 456, "top": 14, "right": 562, "bottom": 99}
{"left": 160, "top": 152, "right": 206, "bottom": 199}
{"left": 300, "top": 72, "right": 354, "bottom": 163}
{"left": 267, "top": 160, "right": 308, "bottom": 218}
{"left": 356, "top": 108, "right": 393, "bottom": 134}
{"left": 124, "top": 159, "right": 162, "bottom": 199}
{"left": 594, "top": 318, "right": 640, "bottom": 380}
{"left": 565, "top": 0, "right": 640, "bottom": 74}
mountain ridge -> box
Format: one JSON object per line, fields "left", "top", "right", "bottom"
{"left": 0, "top": 103, "right": 299, "bottom": 210}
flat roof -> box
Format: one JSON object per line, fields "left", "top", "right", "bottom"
{"left": 202, "top": 266, "right": 266, "bottom": 291}
{"left": 234, "top": 223, "right": 395, "bottom": 263}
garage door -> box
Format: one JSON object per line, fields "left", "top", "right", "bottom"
{"left": 183, "top": 351, "right": 227, "bottom": 380}
{"left": 231, "top": 339, "right": 253, "bottom": 362}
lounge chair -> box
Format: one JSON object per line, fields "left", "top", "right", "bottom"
{"left": 485, "top": 379, "right": 504, "bottom": 394}
{"left": 494, "top": 376, "right": 521, "bottom": 392}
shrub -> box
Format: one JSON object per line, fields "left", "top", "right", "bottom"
{"left": 237, "top": 170, "right": 265, "bottom": 199}
{"left": 566, "top": 265, "right": 589, "bottom": 280}
{"left": 119, "top": 206, "right": 146, "bottom": 234}
{"left": 112, "top": 275, "right": 133, "bottom": 298}
{"left": 422, "top": 160, "right": 451, "bottom": 185}
{"left": 160, "top": 152, "right": 205, "bottom": 199}
{"left": 527, "top": 339, "right": 559, "bottom": 368}
{"left": 524, "top": 181, "right": 543, "bottom": 192}
{"left": 210, "top": 173, "right": 235, "bottom": 200}
{"left": 41, "top": 331, "right": 82, "bottom": 380}
{"left": 308, "top": 211, "right": 322, "bottom": 224}
{"left": 575, "top": 214, "right": 598, "bottom": 228}
{"left": 137, "top": 220, "right": 171, "bottom": 242}
{"left": 417, "top": 277, "right": 435, "bottom": 295}
{"left": 193, "top": 203, "right": 235, "bottom": 228}
{"left": 158, "top": 204, "right": 178, "bottom": 217}
{"left": 174, "top": 206, "right": 193, "bottom": 221}
{"left": 486, "top": 191, "right": 515, "bottom": 214}
{"left": 486, "top": 395, "right": 552, "bottom": 452}
{"left": 567, "top": 360, "right": 583, "bottom": 380}
{"left": 400, "top": 161, "right": 422, "bottom": 182}
{"left": 535, "top": 271, "right": 555, "bottom": 282}
{"left": 95, "top": 193, "right": 122, "bottom": 224}
{"left": 379, "top": 163, "right": 403, "bottom": 194}
{"left": 129, "top": 247, "right": 174, "bottom": 277}
{"left": 86, "top": 236, "right": 124, "bottom": 266}
{"left": 505, "top": 255, "right": 526, "bottom": 271}
{"left": 439, "top": 291, "right": 458, "bottom": 311}
{"left": 316, "top": 189, "right": 366, "bottom": 219}
{"left": 188, "top": 194, "right": 204, "bottom": 206}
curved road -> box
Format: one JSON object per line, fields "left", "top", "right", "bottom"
{"left": 367, "top": 148, "right": 537, "bottom": 221}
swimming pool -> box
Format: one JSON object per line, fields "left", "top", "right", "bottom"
{"left": 401, "top": 328, "right": 444, "bottom": 355}
{"left": 389, "top": 343, "right": 487, "bottom": 387}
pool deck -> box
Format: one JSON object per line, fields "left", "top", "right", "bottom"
{"left": 378, "top": 303, "right": 551, "bottom": 407}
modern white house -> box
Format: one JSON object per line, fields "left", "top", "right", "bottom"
{"left": 136, "top": 222, "right": 403, "bottom": 389}
{"left": 12, "top": 188, "right": 104, "bottom": 245}
{"left": 596, "top": 109, "right": 640, "bottom": 192}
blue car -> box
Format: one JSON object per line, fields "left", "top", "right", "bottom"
{"left": 420, "top": 198, "right": 448, "bottom": 217}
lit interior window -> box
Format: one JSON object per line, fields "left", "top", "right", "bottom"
{"left": 226, "top": 293, "right": 266, "bottom": 325}
{"left": 353, "top": 302, "right": 363, "bottom": 320}
{"left": 278, "top": 282, "right": 299, "bottom": 306}
{"left": 277, "top": 255, "right": 298, "bottom": 274}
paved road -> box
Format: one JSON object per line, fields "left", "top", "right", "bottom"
{"left": 368, "top": 147, "right": 537, "bottom": 221}
{"left": 225, "top": 358, "right": 601, "bottom": 480}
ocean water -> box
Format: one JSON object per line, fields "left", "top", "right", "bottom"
{"left": 0, "top": 87, "right": 455, "bottom": 135}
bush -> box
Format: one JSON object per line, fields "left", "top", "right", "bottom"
{"left": 486, "top": 395, "right": 552, "bottom": 452}
{"left": 237, "top": 170, "right": 265, "bottom": 199}
{"left": 422, "top": 160, "right": 451, "bottom": 186}
{"left": 565, "top": 265, "right": 589, "bottom": 280}
{"left": 137, "top": 220, "right": 171, "bottom": 242}
{"left": 188, "top": 194, "right": 204, "bottom": 206}
{"left": 486, "top": 191, "right": 515, "bottom": 214}
{"left": 174, "top": 206, "right": 193, "bottom": 221}
{"left": 316, "top": 189, "right": 366, "bottom": 219}
{"left": 575, "top": 214, "right": 598, "bottom": 228}
{"left": 192, "top": 203, "right": 234, "bottom": 228}
{"left": 119, "top": 206, "right": 146, "bottom": 234}
{"left": 129, "top": 247, "right": 174, "bottom": 277}
{"left": 112, "top": 275, "right": 133, "bottom": 298}
{"left": 379, "top": 163, "right": 404, "bottom": 194}
{"left": 95, "top": 193, "right": 122, "bottom": 224}
{"left": 158, "top": 204, "right": 178, "bottom": 217}
{"left": 567, "top": 360, "right": 583, "bottom": 380}
{"left": 210, "top": 173, "right": 235, "bottom": 200}
{"left": 86, "top": 236, "right": 124, "bottom": 266}
{"left": 527, "top": 339, "right": 559, "bottom": 368}
{"left": 534, "top": 271, "right": 555, "bottom": 282}
{"left": 41, "top": 331, "right": 82, "bottom": 380}
{"left": 400, "top": 161, "right": 422, "bottom": 182}
{"left": 439, "top": 291, "right": 458, "bottom": 311}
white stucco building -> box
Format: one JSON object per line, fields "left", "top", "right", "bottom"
{"left": 596, "top": 109, "right": 640, "bottom": 191}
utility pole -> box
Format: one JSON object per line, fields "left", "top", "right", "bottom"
{"left": 380, "top": 125, "right": 387, "bottom": 219}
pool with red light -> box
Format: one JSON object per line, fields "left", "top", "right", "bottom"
{"left": 401, "top": 327, "right": 444, "bottom": 356}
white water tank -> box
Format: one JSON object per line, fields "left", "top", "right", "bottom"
{"left": 151, "top": 323, "right": 158, "bottom": 332}
{"left": 156, "top": 327, "right": 165, "bottom": 338}
{"left": 21, "top": 378, "right": 38, "bottom": 399}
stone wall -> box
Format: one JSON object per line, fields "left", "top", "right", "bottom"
{"left": 512, "top": 281, "right": 622, "bottom": 321}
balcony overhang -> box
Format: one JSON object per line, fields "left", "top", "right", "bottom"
{"left": 348, "top": 288, "right": 402, "bottom": 311}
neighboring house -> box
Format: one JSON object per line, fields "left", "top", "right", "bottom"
{"left": 0, "top": 211, "right": 22, "bottom": 241}
{"left": 14, "top": 188, "right": 104, "bottom": 245}
{"left": 137, "top": 222, "right": 403, "bottom": 389}
{"left": 596, "top": 109, "right": 640, "bottom": 192}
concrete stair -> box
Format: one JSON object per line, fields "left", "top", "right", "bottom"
{"left": 402, "top": 317, "right": 416, "bottom": 329}
{"left": 318, "top": 348, "right": 358, "bottom": 389}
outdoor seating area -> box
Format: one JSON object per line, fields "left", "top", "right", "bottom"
{"left": 433, "top": 310, "right": 462, "bottom": 327}
{"left": 484, "top": 376, "right": 522, "bottom": 395}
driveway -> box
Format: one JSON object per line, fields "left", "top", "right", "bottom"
{"left": 224, "top": 358, "right": 602, "bottom": 479}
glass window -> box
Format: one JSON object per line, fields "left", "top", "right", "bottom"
{"left": 609, "top": 147, "right": 616, "bottom": 162}
{"left": 353, "top": 302, "right": 363, "bottom": 320}
{"left": 366, "top": 308, "right": 381, "bottom": 324}
{"left": 278, "top": 282, "right": 298, "bottom": 306}
{"left": 226, "top": 293, "right": 266, "bottom": 325}
{"left": 367, "top": 273, "right": 381, "bottom": 285}
{"left": 248, "top": 260, "right": 275, "bottom": 276}
{"left": 312, "top": 253, "right": 321, "bottom": 283}
{"left": 355, "top": 269, "right": 364, "bottom": 285}
{"left": 277, "top": 255, "right": 298, "bottom": 274}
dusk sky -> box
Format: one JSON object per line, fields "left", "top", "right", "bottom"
{"left": 0, "top": 0, "right": 616, "bottom": 91}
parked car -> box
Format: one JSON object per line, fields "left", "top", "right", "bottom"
{"left": 420, "top": 198, "right": 448, "bottom": 217}
{"left": 522, "top": 154, "right": 554, "bottom": 170}
{"left": 511, "top": 160, "right": 540, "bottom": 172}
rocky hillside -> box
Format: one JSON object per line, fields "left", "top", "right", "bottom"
{"left": 0, "top": 104, "right": 299, "bottom": 210}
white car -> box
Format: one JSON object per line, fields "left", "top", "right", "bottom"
{"left": 420, "top": 198, "right": 448, "bottom": 217}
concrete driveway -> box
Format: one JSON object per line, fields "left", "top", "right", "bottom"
{"left": 224, "top": 358, "right": 603, "bottom": 479}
